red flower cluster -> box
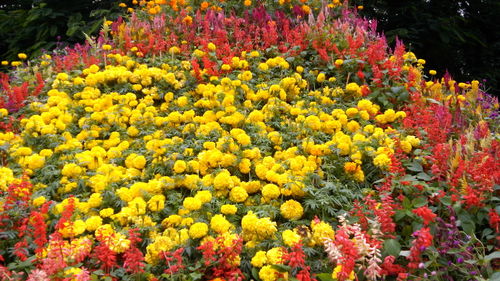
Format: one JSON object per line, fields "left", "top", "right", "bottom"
{"left": 407, "top": 227, "right": 433, "bottom": 269}
{"left": 412, "top": 206, "right": 437, "bottom": 225}
{"left": 282, "top": 244, "right": 316, "bottom": 281}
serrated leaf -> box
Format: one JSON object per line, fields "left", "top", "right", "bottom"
{"left": 406, "top": 161, "right": 423, "bottom": 172}
{"left": 384, "top": 239, "right": 401, "bottom": 257}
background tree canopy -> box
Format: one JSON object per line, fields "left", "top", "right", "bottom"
{"left": 354, "top": 0, "right": 500, "bottom": 97}
{"left": 1, "top": 0, "right": 499, "bottom": 97}
{"left": 0, "top": 0, "right": 123, "bottom": 60}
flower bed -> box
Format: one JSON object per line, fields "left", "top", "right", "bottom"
{"left": 0, "top": 1, "right": 499, "bottom": 280}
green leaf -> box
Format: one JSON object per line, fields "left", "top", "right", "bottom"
{"left": 394, "top": 210, "right": 406, "bottom": 221}
{"left": 416, "top": 172, "right": 431, "bottom": 181}
{"left": 384, "top": 239, "right": 401, "bottom": 257}
{"left": 457, "top": 211, "right": 475, "bottom": 234}
{"left": 439, "top": 196, "right": 452, "bottom": 206}
{"left": 490, "top": 271, "right": 500, "bottom": 281}
{"left": 316, "top": 273, "right": 335, "bottom": 281}
{"left": 189, "top": 272, "right": 203, "bottom": 280}
{"left": 402, "top": 197, "right": 411, "bottom": 209}
{"left": 270, "top": 264, "right": 291, "bottom": 272}
{"left": 412, "top": 197, "right": 427, "bottom": 208}
{"left": 252, "top": 267, "right": 261, "bottom": 280}
{"left": 406, "top": 161, "right": 423, "bottom": 172}
{"left": 484, "top": 251, "right": 500, "bottom": 262}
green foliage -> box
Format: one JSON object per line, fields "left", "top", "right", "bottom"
{"left": 0, "top": 0, "right": 125, "bottom": 61}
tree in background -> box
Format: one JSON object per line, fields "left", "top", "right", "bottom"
{"left": 0, "top": 0, "right": 125, "bottom": 61}
{"left": 354, "top": 0, "right": 500, "bottom": 97}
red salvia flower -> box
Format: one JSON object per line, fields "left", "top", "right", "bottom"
{"left": 412, "top": 206, "right": 437, "bottom": 225}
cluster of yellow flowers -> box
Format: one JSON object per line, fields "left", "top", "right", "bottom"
{"left": 1, "top": 45, "right": 421, "bottom": 272}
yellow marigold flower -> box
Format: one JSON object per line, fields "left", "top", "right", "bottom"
{"left": 194, "top": 190, "right": 212, "bottom": 204}
{"left": 244, "top": 0, "right": 251, "bottom": 6}
{"left": 258, "top": 62, "right": 269, "bottom": 71}
{"left": 32, "top": 196, "right": 46, "bottom": 207}
{"left": 383, "top": 109, "right": 396, "bottom": 122}
{"left": 148, "top": 195, "right": 166, "bottom": 211}
{"left": 100, "top": 208, "right": 114, "bottom": 218}
{"left": 251, "top": 250, "right": 268, "bottom": 267}
{"left": 169, "top": 46, "right": 180, "bottom": 54}
{"left": 132, "top": 155, "right": 146, "bottom": 169}
{"left": 210, "top": 214, "right": 231, "bottom": 234}
{"left": 1, "top": 61, "right": 8, "bottom": 66}
{"left": 229, "top": 186, "right": 248, "bottom": 203}
{"left": 335, "top": 59, "right": 344, "bottom": 66}
{"left": 406, "top": 135, "right": 420, "bottom": 147}
{"left": 183, "top": 196, "right": 202, "bottom": 211}
{"left": 127, "top": 126, "right": 139, "bottom": 137}
{"left": 61, "top": 163, "right": 82, "bottom": 178}
{"left": 207, "top": 43, "right": 216, "bottom": 51}
{"left": 189, "top": 222, "right": 208, "bottom": 239}
{"left": 429, "top": 70, "right": 437, "bottom": 75}
{"left": 357, "top": 99, "right": 373, "bottom": 111}
{"left": 395, "top": 111, "right": 406, "bottom": 119}
{"left": 85, "top": 216, "right": 103, "bottom": 231}
{"left": 282, "top": 229, "right": 301, "bottom": 247}
{"left": 344, "top": 161, "right": 358, "bottom": 173}
{"left": 346, "top": 107, "right": 359, "bottom": 117}
{"left": 280, "top": 200, "right": 303, "bottom": 220}
{"left": 11, "top": 61, "right": 22, "bottom": 67}
{"left": 373, "top": 153, "right": 391, "bottom": 169}
{"left": 266, "top": 247, "right": 283, "bottom": 264}
{"left": 316, "top": 73, "right": 326, "bottom": 83}
{"left": 400, "top": 140, "right": 412, "bottom": 153}
{"left": 240, "top": 70, "right": 253, "bottom": 81}
{"left": 262, "top": 184, "right": 280, "bottom": 200}
{"left": 221, "top": 204, "right": 237, "bottom": 215}
{"left": 162, "top": 214, "right": 182, "bottom": 227}
{"left": 213, "top": 170, "right": 233, "bottom": 190}
{"left": 238, "top": 158, "right": 251, "bottom": 174}
{"left": 173, "top": 160, "right": 187, "bottom": 173}
{"left": 17, "top": 53, "right": 27, "bottom": 60}
{"left": 311, "top": 220, "right": 335, "bottom": 245}
{"left": 102, "top": 44, "right": 112, "bottom": 51}
{"left": 304, "top": 115, "right": 321, "bottom": 130}
{"left": 16, "top": 147, "right": 32, "bottom": 156}
{"left": 259, "top": 265, "right": 284, "bottom": 281}
{"left": 26, "top": 154, "right": 45, "bottom": 170}
{"left": 345, "top": 82, "right": 360, "bottom": 94}
{"left": 88, "top": 193, "right": 102, "bottom": 208}
{"left": 56, "top": 72, "right": 69, "bottom": 81}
